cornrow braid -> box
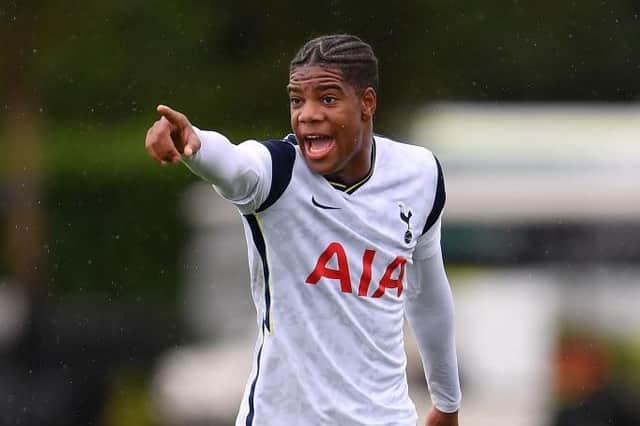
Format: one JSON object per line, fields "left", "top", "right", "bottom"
{"left": 290, "top": 34, "right": 379, "bottom": 93}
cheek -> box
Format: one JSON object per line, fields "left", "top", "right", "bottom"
{"left": 337, "top": 112, "right": 362, "bottom": 137}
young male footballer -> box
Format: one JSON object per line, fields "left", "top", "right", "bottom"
{"left": 145, "top": 34, "right": 461, "bottom": 426}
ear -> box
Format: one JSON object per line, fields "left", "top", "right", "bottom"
{"left": 360, "top": 87, "right": 377, "bottom": 121}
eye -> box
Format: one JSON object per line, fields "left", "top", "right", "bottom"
{"left": 289, "top": 97, "right": 302, "bottom": 107}
{"left": 321, "top": 95, "right": 338, "bottom": 105}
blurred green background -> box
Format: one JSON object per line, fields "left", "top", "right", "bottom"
{"left": 2, "top": 1, "right": 640, "bottom": 425}
{"left": 4, "top": 0, "right": 640, "bottom": 294}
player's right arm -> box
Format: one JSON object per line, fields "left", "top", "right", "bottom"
{"left": 144, "top": 105, "right": 271, "bottom": 210}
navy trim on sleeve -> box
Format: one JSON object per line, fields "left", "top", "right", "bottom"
{"left": 256, "top": 138, "right": 296, "bottom": 212}
{"left": 422, "top": 155, "right": 446, "bottom": 235}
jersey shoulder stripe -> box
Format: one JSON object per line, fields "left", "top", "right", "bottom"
{"left": 422, "top": 155, "right": 446, "bottom": 235}
{"left": 256, "top": 137, "right": 296, "bottom": 212}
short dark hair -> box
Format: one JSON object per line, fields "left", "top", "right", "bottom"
{"left": 289, "top": 34, "right": 379, "bottom": 93}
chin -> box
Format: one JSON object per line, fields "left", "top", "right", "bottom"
{"left": 303, "top": 157, "right": 337, "bottom": 176}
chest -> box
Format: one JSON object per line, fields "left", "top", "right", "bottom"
{"left": 287, "top": 171, "right": 428, "bottom": 255}
{"left": 260, "top": 172, "right": 429, "bottom": 300}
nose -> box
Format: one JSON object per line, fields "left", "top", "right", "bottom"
{"left": 298, "top": 100, "right": 323, "bottom": 123}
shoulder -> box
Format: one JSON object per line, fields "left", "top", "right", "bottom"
{"left": 257, "top": 133, "right": 297, "bottom": 155}
{"left": 374, "top": 134, "right": 440, "bottom": 177}
{"left": 375, "top": 134, "right": 445, "bottom": 234}
{"left": 254, "top": 134, "right": 298, "bottom": 212}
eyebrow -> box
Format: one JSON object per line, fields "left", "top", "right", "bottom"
{"left": 286, "top": 83, "right": 344, "bottom": 93}
{"left": 315, "top": 83, "right": 343, "bottom": 92}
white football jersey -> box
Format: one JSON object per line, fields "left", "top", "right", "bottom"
{"left": 230, "top": 134, "right": 445, "bottom": 426}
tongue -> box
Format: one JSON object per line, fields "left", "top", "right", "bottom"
{"left": 309, "top": 138, "right": 333, "bottom": 153}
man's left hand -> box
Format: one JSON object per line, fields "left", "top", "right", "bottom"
{"left": 425, "top": 406, "right": 458, "bottom": 426}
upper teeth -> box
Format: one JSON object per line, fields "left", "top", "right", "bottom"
{"left": 307, "top": 135, "right": 321, "bottom": 140}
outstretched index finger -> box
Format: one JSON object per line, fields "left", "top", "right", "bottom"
{"left": 157, "top": 104, "right": 189, "bottom": 129}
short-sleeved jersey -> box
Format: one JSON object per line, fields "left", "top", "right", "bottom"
{"left": 233, "top": 134, "right": 445, "bottom": 426}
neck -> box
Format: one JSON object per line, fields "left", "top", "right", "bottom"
{"left": 326, "top": 128, "right": 374, "bottom": 186}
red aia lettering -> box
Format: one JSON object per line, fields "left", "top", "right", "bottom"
{"left": 305, "top": 242, "right": 352, "bottom": 293}
{"left": 306, "top": 242, "right": 406, "bottom": 298}
{"left": 372, "top": 256, "right": 406, "bottom": 298}
{"left": 357, "top": 249, "right": 375, "bottom": 296}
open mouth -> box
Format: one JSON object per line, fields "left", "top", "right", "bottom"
{"left": 302, "top": 134, "right": 335, "bottom": 159}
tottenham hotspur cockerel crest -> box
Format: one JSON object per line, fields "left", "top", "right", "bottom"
{"left": 398, "top": 203, "right": 413, "bottom": 244}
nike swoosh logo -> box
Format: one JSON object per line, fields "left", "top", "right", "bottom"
{"left": 312, "top": 196, "right": 341, "bottom": 210}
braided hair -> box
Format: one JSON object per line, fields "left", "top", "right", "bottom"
{"left": 289, "top": 34, "right": 379, "bottom": 94}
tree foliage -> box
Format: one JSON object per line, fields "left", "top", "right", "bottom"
{"left": 2, "top": 0, "right": 640, "bottom": 130}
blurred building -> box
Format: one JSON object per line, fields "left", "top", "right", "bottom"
{"left": 409, "top": 103, "right": 640, "bottom": 425}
